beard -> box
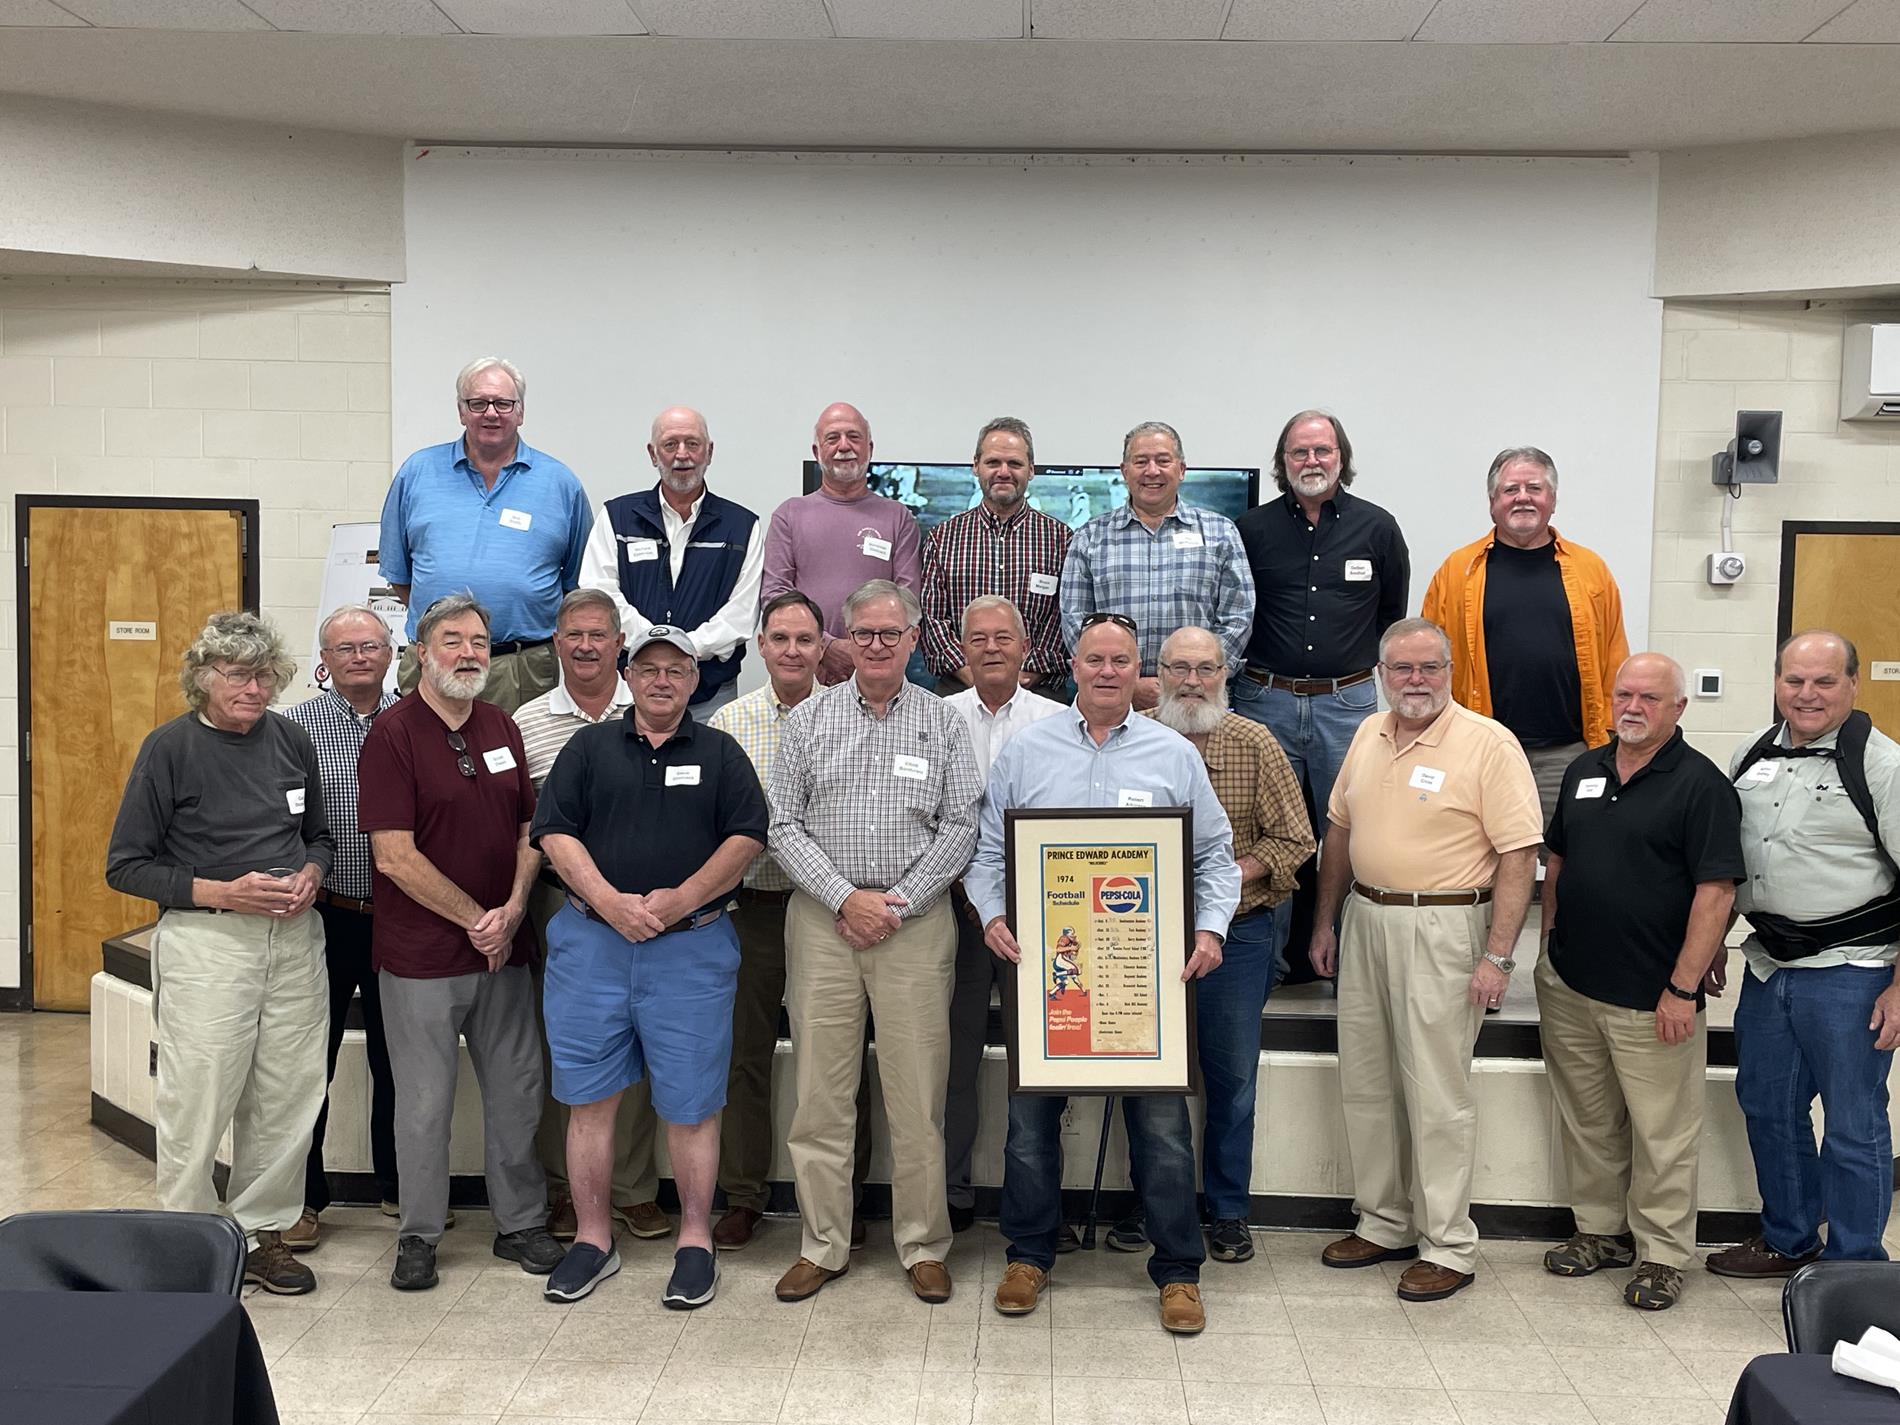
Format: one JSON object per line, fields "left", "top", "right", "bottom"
{"left": 661, "top": 464, "right": 704, "bottom": 495}
{"left": 1154, "top": 687, "right": 1227, "bottom": 737}
{"left": 424, "top": 661, "right": 488, "bottom": 700}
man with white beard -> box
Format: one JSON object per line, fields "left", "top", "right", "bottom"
{"left": 358, "top": 593, "right": 563, "bottom": 1291}
{"left": 1142, "top": 627, "right": 1312, "bottom": 1263}
{"left": 580, "top": 406, "right": 764, "bottom": 723}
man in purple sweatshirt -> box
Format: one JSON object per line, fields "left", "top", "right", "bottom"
{"left": 761, "top": 402, "right": 922, "bottom": 685}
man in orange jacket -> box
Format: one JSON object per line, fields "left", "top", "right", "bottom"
{"left": 1421, "top": 446, "right": 1628, "bottom": 830}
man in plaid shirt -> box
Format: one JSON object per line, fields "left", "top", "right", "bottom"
{"left": 920, "top": 416, "right": 1071, "bottom": 697}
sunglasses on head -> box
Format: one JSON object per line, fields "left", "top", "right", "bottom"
{"left": 1080, "top": 611, "right": 1138, "bottom": 635}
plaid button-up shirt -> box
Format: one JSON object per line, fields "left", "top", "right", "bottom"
{"left": 919, "top": 503, "right": 1072, "bottom": 678}
{"left": 767, "top": 676, "right": 982, "bottom": 917}
{"left": 1059, "top": 502, "right": 1255, "bottom": 675}
{"left": 282, "top": 687, "right": 399, "bottom": 900}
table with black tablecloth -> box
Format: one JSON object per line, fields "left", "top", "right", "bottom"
{"left": 0, "top": 1291, "right": 277, "bottom": 1425}
{"left": 1728, "top": 1353, "right": 1900, "bottom": 1425}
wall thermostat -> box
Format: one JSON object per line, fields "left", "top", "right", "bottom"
{"left": 1694, "top": 669, "right": 1723, "bottom": 698}
{"left": 1707, "top": 551, "right": 1747, "bottom": 585}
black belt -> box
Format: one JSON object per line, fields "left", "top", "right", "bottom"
{"left": 1244, "top": 667, "right": 1375, "bottom": 695}
{"left": 489, "top": 637, "right": 551, "bottom": 658}
{"left": 315, "top": 889, "right": 372, "bottom": 914}
{"left": 567, "top": 898, "right": 726, "bottom": 937}
{"left": 1352, "top": 882, "right": 1493, "bottom": 908}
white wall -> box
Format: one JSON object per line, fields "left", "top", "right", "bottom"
{"left": 393, "top": 150, "right": 1663, "bottom": 653}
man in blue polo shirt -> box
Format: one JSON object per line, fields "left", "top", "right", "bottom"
{"left": 578, "top": 405, "right": 764, "bottom": 723}
{"left": 380, "top": 356, "right": 592, "bottom": 714}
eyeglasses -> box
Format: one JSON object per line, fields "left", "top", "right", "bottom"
{"left": 1080, "top": 612, "right": 1137, "bottom": 634}
{"left": 1160, "top": 661, "right": 1223, "bottom": 681}
{"left": 1286, "top": 445, "right": 1337, "bottom": 464}
{"left": 847, "top": 627, "right": 908, "bottom": 648}
{"left": 462, "top": 397, "right": 518, "bottom": 414}
{"left": 445, "top": 731, "right": 477, "bottom": 778}
{"left": 206, "top": 666, "right": 278, "bottom": 691}
{"left": 1382, "top": 661, "right": 1450, "bottom": 680}
{"left": 324, "top": 640, "right": 387, "bottom": 658}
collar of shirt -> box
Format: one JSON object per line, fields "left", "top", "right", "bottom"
{"left": 850, "top": 674, "right": 911, "bottom": 715}
{"left": 547, "top": 676, "right": 634, "bottom": 721}
{"left": 1378, "top": 698, "right": 1459, "bottom": 750}
{"left": 978, "top": 501, "right": 1033, "bottom": 536}
{"left": 1463, "top": 523, "right": 1572, "bottom": 575}
{"left": 618, "top": 706, "right": 701, "bottom": 748}
{"left": 972, "top": 685, "right": 1037, "bottom": 722}
{"left": 1066, "top": 704, "right": 1136, "bottom": 746}
{"left": 1109, "top": 501, "right": 1191, "bottom": 534}
{"left": 452, "top": 435, "right": 534, "bottom": 485}
{"left": 658, "top": 485, "right": 706, "bottom": 540}
{"left": 1774, "top": 722, "right": 1840, "bottom": 752}
{"left": 322, "top": 687, "right": 396, "bottom": 726}
{"left": 1280, "top": 488, "right": 1346, "bottom": 525}
{"left": 1596, "top": 726, "right": 1687, "bottom": 786}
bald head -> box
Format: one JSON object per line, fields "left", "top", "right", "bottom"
{"left": 1775, "top": 629, "right": 1860, "bottom": 746}
{"left": 649, "top": 405, "right": 713, "bottom": 495}
{"left": 813, "top": 401, "right": 873, "bottom": 492}
{"left": 1610, "top": 652, "right": 1688, "bottom": 750}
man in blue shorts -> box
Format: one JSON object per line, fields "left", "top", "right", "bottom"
{"left": 530, "top": 625, "right": 768, "bottom": 1307}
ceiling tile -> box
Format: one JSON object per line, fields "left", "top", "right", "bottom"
{"left": 0, "top": 0, "right": 87, "bottom": 23}
{"left": 433, "top": 0, "right": 644, "bottom": 33}
{"left": 56, "top": 0, "right": 270, "bottom": 27}
{"left": 630, "top": 0, "right": 830, "bottom": 38}
{"left": 241, "top": 0, "right": 459, "bottom": 33}
{"left": 1031, "top": 0, "right": 1229, "bottom": 41}
{"left": 828, "top": 0, "right": 1022, "bottom": 39}
{"left": 1414, "top": 0, "right": 1639, "bottom": 43}
{"left": 1612, "top": 0, "right": 1852, "bottom": 42}
{"left": 1223, "top": 0, "right": 1434, "bottom": 40}
{"left": 1805, "top": 0, "right": 1900, "bottom": 39}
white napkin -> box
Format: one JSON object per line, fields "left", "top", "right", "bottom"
{"left": 1830, "top": 1327, "right": 1900, "bottom": 1391}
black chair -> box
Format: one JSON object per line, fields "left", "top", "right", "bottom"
{"left": 0, "top": 1210, "right": 247, "bottom": 1296}
{"left": 1781, "top": 1260, "right": 1900, "bottom": 1353}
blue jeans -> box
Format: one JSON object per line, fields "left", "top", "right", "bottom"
{"left": 1001, "top": 1094, "right": 1205, "bottom": 1285}
{"left": 1195, "top": 904, "right": 1276, "bottom": 1219}
{"left": 1734, "top": 964, "right": 1895, "bottom": 1261}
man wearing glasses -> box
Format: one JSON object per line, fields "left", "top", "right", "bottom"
{"left": 379, "top": 356, "right": 593, "bottom": 713}
{"left": 107, "top": 611, "right": 333, "bottom": 1296}
{"left": 1307, "top": 618, "right": 1541, "bottom": 1302}
{"left": 357, "top": 593, "right": 564, "bottom": 1291}
{"left": 767, "top": 580, "right": 982, "bottom": 1305}
{"left": 282, "top": 604, "right": 401, "bottom": 1251}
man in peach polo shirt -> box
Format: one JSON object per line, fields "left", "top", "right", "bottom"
{"left": 1307, "top": 617, "right": 1542, "bottom": 1301}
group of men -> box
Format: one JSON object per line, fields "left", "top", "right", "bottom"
{"left": 104, "top": 354, "right": 1897, "bottom": 1332}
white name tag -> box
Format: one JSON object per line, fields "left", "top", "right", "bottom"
{"left": 499, "top": 508, "right": 532, "bottom": 531}
{"left": 1408, "top": 766, "right": 1446, "bottom": 793}
{"left": 666, "top": 765, "right": 702, "bottom": 786}
{"left": 1344, "top": 559, "right": 1373, "bottom": 582}
{"left": 1027, "top": 572, "right": 1059, "bottom": 596}
{"left": 893, "top": 754, "right": 929, "bottom": 781}
{"left": 1171, "top": 531, "right": 1204, "bottom": 550}
{"left": 1575, "top": 776, "right": 1607, "bottom": 800}
{"left": 1117, "top": 788, "right": 1154, "bottom": 808}
{"left": 861, "top": 534, "right": 893, "bottom": 560}
{"left": 286, "top": 788, "right": 306, "bottom": 814}
{"left": 1740, "top": 761, "right": 1778, "bottom": 786}
{"left": 625, "top": 538, "right": 660, "bottom": 563}
{"left": 482, "top": 746, "right": 517, "bottom": 774}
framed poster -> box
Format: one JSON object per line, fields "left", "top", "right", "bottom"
{"left": 1001, "top": 807, "right": 1199, "bottom": 1095}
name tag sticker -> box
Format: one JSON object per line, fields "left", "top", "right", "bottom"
{"left": 893, "top": 754, "right": 929, "bottom": 781}
{"left": 1741, "top": 761, "right": 1778, "bottom": 786}
{"left": 666, "top": 765, "right": 702, "bottom": 787}
{"left": 1027, "top": 572, "right": 1059, "bottom": 596}
{"left": 499, "top": 508, "right": 532, "bottom": 531}
{"left": 482, "top": 746, "right": 518, "bottom": 774}
{"left": 1575, "top": 776, "right": 1607, "bottom": 800}
{"left": 861, "top": 534, "right": 893, "bottom": 560}
{"left": 1344, "top": 559, "right": 1373, "bottom": 582}
{"left": 625, "top": 538, "right": 660, "bottom": 562}
{"left": 1171, "top": 531, "right": 1204, "bottom": 550}
{"left": 286, "top": 788, "right": 306, "bottom": 814}
{"left": 1408, "top": 766, "right": 1446, "bottom": 793}
{"left": 1117, "top": 788, "right": 1154, "bottom": 808}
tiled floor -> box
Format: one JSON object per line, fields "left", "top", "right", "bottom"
{"left": 6, "top": 1007, "right": 1896, "bottom": 1425}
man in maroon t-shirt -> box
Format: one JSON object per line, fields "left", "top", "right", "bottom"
{"left": 359, "top": 592, "right": 564, "bottom": 1292}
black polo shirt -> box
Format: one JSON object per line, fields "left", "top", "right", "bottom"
{"left": 1544, "top": 729, "right": 1745, "bottom": 1011}
{"left": 1236, "top": 487, "right": 1410, "bottom": 678}
{"left": 529, "top": 710, "right": 769, "bottom": 917}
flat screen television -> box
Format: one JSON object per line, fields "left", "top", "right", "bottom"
{"left": 798, "top": 462, "right": 1262, "bottom": 534}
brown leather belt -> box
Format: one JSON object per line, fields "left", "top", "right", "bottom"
{"left": 316, "top": 889, "right": 372, "bottom": 914}
{"left": 736, "top": 887, "right": 792, "bottom": 906}
{"left": 568, "top": 898, "right": 726, "bottom": 937}
{"left": 1352, "top": 882, "right": 1493, "bottom": 908}
{"left": 1243, "top": 667, "right": 1375, "bottom": 695}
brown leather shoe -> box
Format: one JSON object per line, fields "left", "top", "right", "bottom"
{"left": 547, "top": 1193, "right": 577, "bottom": 1243}
{"left": 851, "top": 1215, "right": 867, "bottom": 1251}
{"left": 1705, "top": 1235, "right": 1821, "bottom": 1279}
{"left": 775, "top": 1257, "right": 847, "bottom": 1301}
{"left": 614, "top": 1201, "right": 673, "bottom": 1240}
{"left": 908, "top": 1259, "right": 953, "bottom": 1303}
{"left": 1396, "top": 1260, "right": 1475, "bottom": 1302}
{"left": 284, "top": 1208, "right": 320, "bottom": 1253}
{"left": 1159, "top": 1281, "right": 1205, "bottom": 1334}
{"left": 1321, "top": 1233, "right": 1420, "bottom": 1269}
{"left": 994, "top": 1262, "right": 1048, "bottom": 1316}
{"left": 714, "top": 1206, "right": 763, "bottom": 1251}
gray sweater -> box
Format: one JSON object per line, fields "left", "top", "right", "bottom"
{"left": 106, "top": 711, "right": 334, "bottom": 909}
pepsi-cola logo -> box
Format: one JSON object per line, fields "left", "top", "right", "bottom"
{"left": 1091, "top": 875, "right": 1149, "bottom": 914}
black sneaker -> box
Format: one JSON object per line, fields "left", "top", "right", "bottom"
{"left": 1055, "top": 1223, "right": 1083, "bottom": 1255}
{"left": 245, "top": 1231, "right": 316, "bottom": 1295}
{"left": 544, "top": 1242, "right": 621, "bottom": 1303}
{"left": 949, "top": 1203, "right": 977, "bottom": 1233}
{"left": 1208, "top": 1219, "right": 1255, "bottom": 1263}
{"left": 1105, "top": 1216, "right": 1148, "bottom": 1253}
{"left": 662, "top": 1246, "right": 719, "bottom": 1310}
{"left": 390, "top": 1234, "right": 438, "bottom": 1291}
{"left": 494, "top": 1226, "right": 565, "bottom": 1276}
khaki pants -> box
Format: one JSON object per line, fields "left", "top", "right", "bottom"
{"left": 786, "top": 890, "right": 955, "bottom": 1271}
{"left": 398, "top": 639, "right": 557, "bottom": 717}
{"left": 1536, "top": 954, "right": 1704, "bottom": 1267}
{"left": 527, "top": 879, "right": 659, "bottom": 1205}
{"left": 1525, "top": 741, "right": 1588, "bottom": 837}
{"left": 151, "top": 908, "right": 328, "bottom": 1242}
{"left": 1336, "top": 894, "right": 1487, "bottom": 1274}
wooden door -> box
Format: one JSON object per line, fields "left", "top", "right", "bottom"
{"left": 19, "top": 499, "right": 254, "bottom": 1011}
{"left": 1780, "top": 522, "right": 1900, "bottom": 738}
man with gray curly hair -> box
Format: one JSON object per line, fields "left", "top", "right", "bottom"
{"left": 106, "top": 610, "right": 334, "bottom": 1296}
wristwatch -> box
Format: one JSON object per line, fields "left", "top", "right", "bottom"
{"left": 1664, "top": 982, "right": 1699, "bottom": 1002}
{"left": 1483, "top": 952, "right": 1516, "bottom": 974}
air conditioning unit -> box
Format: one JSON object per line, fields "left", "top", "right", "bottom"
{"left": 1841, "top": 323, "right": 1900, "bottom": 420}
